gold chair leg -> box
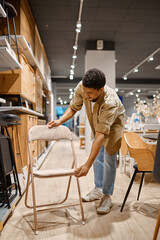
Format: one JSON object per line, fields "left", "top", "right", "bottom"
{"left": 31, "top": 174, "right": 38, "bottom": 234}
{"left": 153, "top": 209, "right": 160, "bottom": 240}
{"left": 76, "top": 177, "right": 85, "bottom": 224}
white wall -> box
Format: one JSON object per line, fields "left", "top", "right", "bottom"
{"left": 85, "top": 50, "right": 116, "bottom": 154}
{"left": 85, "top": 50, "right": 116, "bottom": 89}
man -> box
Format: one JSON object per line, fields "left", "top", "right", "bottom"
{"left": 48, "top": 68, "right": 125, "bottom": 214}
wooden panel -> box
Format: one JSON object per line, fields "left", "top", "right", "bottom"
{"left": 34, "top": 25, "right": 43, "bottom": 67}
{"left": 20, "top": 0, "right": 35, "bottom": 54}
{"left": 34, "top": 69, "right": 43, "bottom": 113}
{"left": 17, "top": 114, "right": 38, "bottom": 168}
{"left": 37, "top": 119, "right": 46, "bottom": 157}
{"left": 0, "top": 54, "right": 36, "bottom": 103}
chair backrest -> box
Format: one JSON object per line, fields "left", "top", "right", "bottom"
{"left": 124, "top": 132, "right": 154, "bottom": 171}
{"left": 120, "top": 133, "right": 128, "bottom": 156}
{"left": 153, "top": 130, "right": 160, "bottom": 183}
{"left": 28, "top": 125, "right": 73, "bottom": 142}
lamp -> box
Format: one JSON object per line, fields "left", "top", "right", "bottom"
{"left": 69, "top": 0, "right": 84, "bottom": 81}
{"left": 122, "top": 47, "right": 160, "bottom": 80}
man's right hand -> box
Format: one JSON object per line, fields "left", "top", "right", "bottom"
{"left": 47, "top": 120, "right": 61, "bottom": 128}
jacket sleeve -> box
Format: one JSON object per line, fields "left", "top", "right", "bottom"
{"left": 70, "top": 82, "right": 83, "bottom": 112}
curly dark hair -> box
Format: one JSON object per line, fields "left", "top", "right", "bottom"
{"left": 82, "top": 68, "right": 106, "bottom": 90}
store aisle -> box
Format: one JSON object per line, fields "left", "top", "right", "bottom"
{"left": 0, "top": 134, "right": 160, "bottom": 240}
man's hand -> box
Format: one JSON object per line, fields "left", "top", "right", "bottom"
{"left": 75, "top": 163, "right": 90, "bottom": 178}
{"left": 47, "top": 120, "right": 61, "bottom": 128}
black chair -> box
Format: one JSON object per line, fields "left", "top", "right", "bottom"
{"left": 153, "top": 130, "right": 160, "bottom": 240}
{"left": 0, "top": 113, "right": 21, "bottom": 208}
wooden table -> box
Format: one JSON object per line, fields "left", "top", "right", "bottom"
{"left": 143, "top": 133, "right": 158, "bottom": 140}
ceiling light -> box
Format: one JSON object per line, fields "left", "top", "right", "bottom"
{"left": 70, "top": 75, "right": 73, "bottom": 80}
{"left": 153, "top": 94, "right": 156, "bottom": 97}
{"left": 148, "top": 56, "right": 154, "bottom": 61}
{"left": 64, "top": 101, "right": 67, "bottom": 104}
{"left": 130, "top": 92, "right": 133, "bottom": 95}
{"left": 70, "top": 69, "right": 74, "bottom": 74}
{"left": 122, "top": 47, "right": 160, "bottom": 79}
{"left": 69, "top": 0, "right": 84, "bottom": 80}
{"left": 69, "top": 88, "right": 72, "bottom": 91}
{"left": 76, "top": 20, "right": 82, "bottom": 28}
{"left": 137, "top": 89, "right": 141, "bottom": 92}
{"left": 115, "top": 88, "right": 118, "bottom": 92}
{"left": 155, "top": 65, "right": 160, "bottom": 69}
{"left": 76, "top": 28, "right": 81, "bottom": 33}
{"left": 136, "top": 94, "right": 139, "bottom": 97}
{"left": 123, "top": 76, "right": 127, "bottom": 80}
{"left": 73, "top": 45, "right": 78, "bottom": 50}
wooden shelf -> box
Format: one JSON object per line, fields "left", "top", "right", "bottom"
{"left": 11, "top": 35, "right": 45, "bottom": 81}
{"left": 0, "top": 106, "right": 43, "bottom": 117}
{"left": 0, "top": 4, "right": 6, "bottom": 18}
{"left": 0, "top": 35, "right": 50, "bottom": 90}
{"left": 0, "top": 47, "right": 22, "bottom": 71}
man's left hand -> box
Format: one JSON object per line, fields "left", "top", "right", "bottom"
{"left": 75, "top": 164, "right": 90, "bottom": 178}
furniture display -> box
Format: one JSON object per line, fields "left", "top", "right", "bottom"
{"left": 25, "top": 125, "right": 85, "bottom": 234}
{"left": 153, "top": 131, "right": 160, "bottom": 240}
{"left": 120, "top": 132, "right": 156, "bottom": 212}
{"left": 0, "top": 0, "right": 52, "bottom": 233}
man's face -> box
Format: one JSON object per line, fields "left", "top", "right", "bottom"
{"left": 83, "top": 86, "right": 104, "bottom": 101}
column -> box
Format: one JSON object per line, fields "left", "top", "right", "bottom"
{"left": 85, "top": 40, "right": 116, "bottom": 154}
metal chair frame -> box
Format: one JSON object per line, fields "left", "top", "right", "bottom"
{"left": 25, "top": 125, "right": 85, "bottom": 235}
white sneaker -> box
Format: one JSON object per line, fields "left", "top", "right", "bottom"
{"left": 97, "top": 195, "right": 112, "bottom": 214}
{"left": 82, "top": 187, "right": 103, "bottom": 202}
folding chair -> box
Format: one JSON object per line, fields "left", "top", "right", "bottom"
{"left": 25, "top": 125, "right": 85, "bottom": 234}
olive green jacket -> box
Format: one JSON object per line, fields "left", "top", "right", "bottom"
{"left": 70, "top": 81, "right": 125, "bottom": 155}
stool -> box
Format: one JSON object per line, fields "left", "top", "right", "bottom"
{"left": 3, "top": 1, "right": 20, "bottom": 63}
{"left": 4, "top": 114, "right": 23, "bottom": 173}
{"left": 0, "top": 113, "right": 21, "bottom": 208}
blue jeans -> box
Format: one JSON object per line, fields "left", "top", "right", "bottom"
{"left": 93, "top": 145, "right": 117, "bottom": 195}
